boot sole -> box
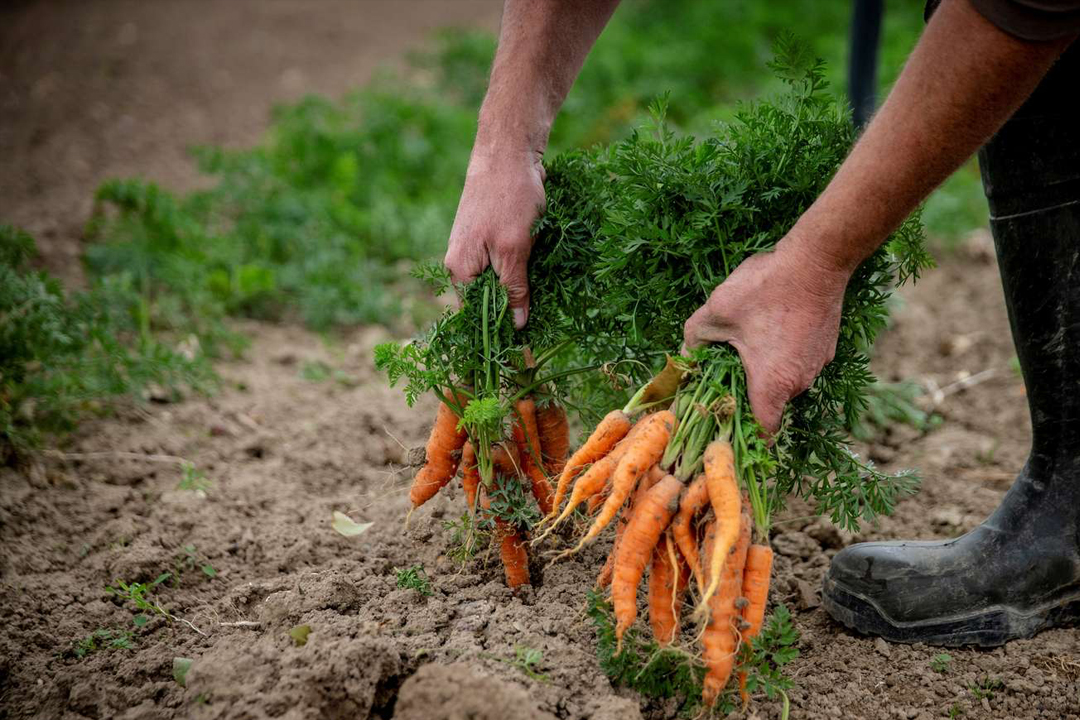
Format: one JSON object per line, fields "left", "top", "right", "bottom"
{"left": 823, "top": 574, "right": 1080, "bottom": 647}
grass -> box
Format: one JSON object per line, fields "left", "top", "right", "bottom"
{"left": 0, "top": 225, "right": 211, "bottom": 458}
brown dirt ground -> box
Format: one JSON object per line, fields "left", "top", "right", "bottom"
{"left": 2, "top": 3, "right": 1079, "bottom": 720}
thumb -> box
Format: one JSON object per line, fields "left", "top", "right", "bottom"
{"left": 490, "top": 247, "right": 531, "bottom": 329}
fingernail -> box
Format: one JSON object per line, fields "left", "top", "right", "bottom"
{"left": 513, "top": 308, "right": 526, "bottom": 328}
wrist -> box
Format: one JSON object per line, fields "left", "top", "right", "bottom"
{"left": 775, "top": 226, "right": 856, "bottom": 300}
{"left": 780, "top": 218, "right": 865, "bottom": 278}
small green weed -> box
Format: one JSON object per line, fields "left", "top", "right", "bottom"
{"left": 510, "top": 647, "right": 549, "bottom": 682}
{"left": 968, "top": 675, "right": 1004, "bottom": 701}
{"left": 930, "top": 653, "right": 953, "bottom": 673}
{"left": 443, "top": 512, "right": 487, "bottom": 567}
{"left": 479, "top": 646, "right": 549, "bottom": 683}
{"left": 948, "top": 703, "right": 964, "bottom": 718}
{"left": 173, "top": 544, "right": 217, "bottom": 585}
{"left": 394, "top": 565, "right": 433, "bottom": 596}
{"left": 741, "top": 604, "right": 800, "bottom": 705}
{"left": 106, "top": 574, "right": 172, "bottom": 627}
{"left": 69, "top": 628, "right": 136, "bottom": 659}
{"left": 177, "top": 463, "right": 212, "bottom": 494}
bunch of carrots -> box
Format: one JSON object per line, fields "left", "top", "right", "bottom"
{"left": 535, "top": 357, "right": 775, "bottom": 708}
{"left": 407, "top": 392, "right": 570, "bottom": 589}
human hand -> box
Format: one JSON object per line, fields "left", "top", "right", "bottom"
{"left": 683, "top": 234, "right": 853, "bottom": 434}
{"left": 444, "top": 146, "right": 546, "bottom": 329}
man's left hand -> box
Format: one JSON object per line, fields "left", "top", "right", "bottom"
{"left": 683, "top": 234, "right": 852, "bottom": 434}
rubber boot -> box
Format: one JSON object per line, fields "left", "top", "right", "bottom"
{"left": 822, "top": 42, "right": 1080, "bottom": 647}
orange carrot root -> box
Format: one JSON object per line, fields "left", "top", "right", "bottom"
{"left": 409, "top": 400, "right": 467, "bottom": 509}
{"left": 612, "top": 473, "right": 683, "bottom": 647}
{"left": 536, "top": 402, "right": 570, "bottom": 477}
{"left": 574, "top": 411, "right": 676, "bottom": 553}
{"left": 480, "top": 473, "right": 531, "bottom": 589}
{"left": 599, "top": 463, "right": 664, "bottom": 586}
{"left": 737, "top": 543, "right": 774, "bottom": 705}
{"left": 549, "top": 409, "right": 631, "bottom": 521}
{"left": 499, "top": 526, "right": 531, "bottom": 588}
{"left": 699, "top": 440, "right": 740, "bottom": 610}
{"left": 672, "top": 475, "right": 709, "bottom": 592}
{"left": 702, "top": 504, "right": 751, "bottom": 707}
{"left": 648, "top": 532, "right": 686, "bottom": 646}
{"left": 512, "top": 398, "right": 555, "bottom": 515}
{"left": 461, "top": 441, "right": 479, "bottom": 512}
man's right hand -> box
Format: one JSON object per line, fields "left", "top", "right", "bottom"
{"left": 444, "top": 146, "right": 546, "bottom": 330}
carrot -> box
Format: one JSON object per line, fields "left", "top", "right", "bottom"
{"left": 499, "top": 526, "right": 531, "bottom": 588}
{"left": 591, "top": 464, "right": 656, "bottom": 587}
{"left": 611, "top": 473, "right": 682, "bottom": 647}
{"left": 491, "top": 442, "right": 521, "bottom": 479}
{"left": 548, "top": 409, "right": 632, "bottom": 521}
{"left": 461, "top": 441, "right": 479, "bottom": 512}
{"left": 587, "top": 481, "right": 611, "bottom": 515}
{"left": 572, "top": 411, "right": 676, "bottom": 553}
{"left": 535, "top": 426, "right": 640, "bottom": 543}
{"left": 699, "top": 440, "right": 741, "bottom": 609}
{"left": 536, "top": 401, "right": 570, "bottom": 477}
{"left": 648, "top": 531, "right": 687, "bottom": 646}
{"left": 588, "top": 441, "right": 664, "bottom": 515}
{"left": 672, "top": 475, "right": 709, "bottom": 592}
{"left": 512, "top": 398, "right": 555, "bottom": 515}
{"left": 737, "top": 544, "right": 774, "bottom": 705}
{"left": 702, "top": 503, "right": 751, "bottom": 707}
{"left": 480, "top": 481, "right": 530, "bottom": 589}
{"left": 409, "top": 400, "right": 467, "bottom": 510}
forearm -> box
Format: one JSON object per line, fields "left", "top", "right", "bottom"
{"left": 475, "top": 0, "right": 622, "bottom": 155}
{"left": 790, "top": 0, "right": 1074, "bottom": 272}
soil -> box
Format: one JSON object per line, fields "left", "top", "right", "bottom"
{"left": 2, "top": 3, "right": 1079, "bottom": 720}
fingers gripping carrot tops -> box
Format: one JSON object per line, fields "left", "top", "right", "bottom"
{"left": 536, "top": 401, "right": 570, "bottom": 477}
{"left": 409, "top": 401, "right": 468, "bottom": 509}
{"left": 700, "top": 440, "right": 741, "bottom": 609}
{"left": 512, "top": 398, "right": 554, "bottom": 515}
{"left": 550, "top": 409, "right": 631, "bottom": 519}
{"left": 702, "top": 504, "right": 751, "bottom": 707}
{"left": 612, "top": 474, "right": 682, "bottom": 647}
{"left": 737, "top": 543, "right": 774, "bottom": 705}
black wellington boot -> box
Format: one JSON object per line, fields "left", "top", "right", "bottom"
{"left": 822, "top": 42, "right": 1080, "bottom": 647}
